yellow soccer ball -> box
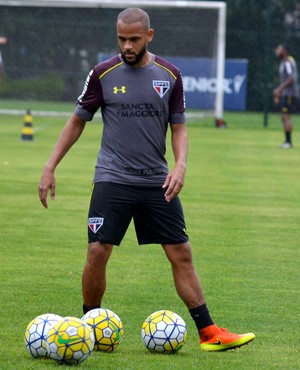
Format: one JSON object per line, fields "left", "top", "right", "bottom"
{"left": 46, "top": 316, "right": 94, "bottom": 365}
{"left": 81, "top": 308, "right": 124, "bottom": 352}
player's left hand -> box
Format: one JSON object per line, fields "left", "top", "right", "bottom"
{"left": 162, "top": 163, "right": 186, "bottom": 202}
{"left": 38, "top": 166, "right": 56, "bottom": 208}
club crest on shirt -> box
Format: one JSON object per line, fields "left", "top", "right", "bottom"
{"left": 88, "top": 217, "right": 104, "bottom": 233}
{"left": 153, "top": 80, "right": 170, "bottom": 98}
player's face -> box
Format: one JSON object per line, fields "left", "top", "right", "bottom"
{"left": 117, "top": 20, "right": 154, "bottom": 67}
{"left": 275, "top": 45, "right": 285, "bottom": 59}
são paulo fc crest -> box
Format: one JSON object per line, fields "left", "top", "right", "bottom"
{"left": 88, "top": 217, "right": 104, "bottom": 233}
{"left": 153, "top": 80, "right": 170, "bottom": 98}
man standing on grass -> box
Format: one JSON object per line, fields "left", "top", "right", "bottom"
{"left": 273, "top": 44, "right": 299, "bottom": 148}
{"left": 0, "top": 36, "right": 7, "bottom": 81}
{"left": 38, "top": 7, "right": 255, "bottom": 351}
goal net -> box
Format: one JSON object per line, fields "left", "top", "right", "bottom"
{"left": 0, "top": 0, "right": 226, "bottom": 121}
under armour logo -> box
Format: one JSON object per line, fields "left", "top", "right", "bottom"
{"left": 113, "top": 86, "right": 126, "bottom": 94}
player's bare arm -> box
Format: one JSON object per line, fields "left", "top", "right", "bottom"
{"left": 163, "top": 123, "right": 188, "bottom": 202}
{"left": 38, "top": 114, "right": 86, "bottom": 208}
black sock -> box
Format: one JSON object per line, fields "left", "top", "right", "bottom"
{"left": 285, "top": 131, "right": 292, "bottom": 144}
{"left": 82, "top": 304, "right": 100, "bottom": 314}
{"left": 189, "top": 304, "right": 214, "bottom": 331}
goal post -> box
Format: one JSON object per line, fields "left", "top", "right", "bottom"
{"left": 0, "top": 0, "right": 226, "bottom": 123}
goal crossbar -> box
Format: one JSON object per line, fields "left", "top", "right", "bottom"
{"left": 0, "top": 1, "right": 226, "bottom": 10}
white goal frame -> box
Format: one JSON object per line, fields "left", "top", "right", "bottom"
{"left": 1, "top": 0, "right": 226, "bottom": 120}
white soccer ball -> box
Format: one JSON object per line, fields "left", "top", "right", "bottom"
{"left": 24, "top": 313, "right": 63, "bottom": 358}
{"left": 141, "top": 310, "right": 187, "bottom": 354}
{"left": 81, "top": 308, "right": 124, "bottom": 352}
{"left": 46, "top": 316, "right": 94, "bottom": 365}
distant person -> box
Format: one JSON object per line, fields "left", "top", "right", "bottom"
{"left": 0, "top": 36, "right": 7, "bottom": 81}
{"left": 38, "top": 7, "right": 255, "bottom": 351}
{"left": 273, "top": 44, "right": 299, "bottom": 148}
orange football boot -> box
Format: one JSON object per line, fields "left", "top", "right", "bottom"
{"left": 200, "top": 324, "right": 255, "bottom": 351}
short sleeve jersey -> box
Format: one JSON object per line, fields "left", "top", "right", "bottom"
{"left": 75, "top": 54, "right": 186, "bottom": 186}
{"left": 279, "top": 56, "right": 299, "bottom": 97}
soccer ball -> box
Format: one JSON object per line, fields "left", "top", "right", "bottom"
{"left": 81, "top": 308, "right": 124, "bottom": 352}
{"left": 24, "top": 313, "right": 63, "bottom": 358}
{"left": 46, "top": 316, "right": 94, "bottom": 365}
{"left": 141, "top": 310, "right": 187, "bottom": 354}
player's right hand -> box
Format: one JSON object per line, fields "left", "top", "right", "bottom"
{"left": 38, "top": 166, "right": 56, "bottom": 209}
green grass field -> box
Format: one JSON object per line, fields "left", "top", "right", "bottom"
{"left": 0, "top": 101, "right": 299, "bottom": 369}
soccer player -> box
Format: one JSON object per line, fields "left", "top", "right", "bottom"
{"left": 0, "top": 36, "right": 7, "bottom": 81}
{"left": 273, "top": 44, "right": 299, "bottom": 148}
{"left": 38, "top": 7, "right": 255, "bottom": 351}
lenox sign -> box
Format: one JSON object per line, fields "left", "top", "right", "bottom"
{"left": 183, "top": 75, "right": 246, "bottom": 94}
{"left": 98, "top": 54, "right": 248, "bottom": 111}
{"left": 166, "top": 57, "right": 248, "bottom": 111}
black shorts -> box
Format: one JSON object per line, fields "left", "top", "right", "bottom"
{"left": 281, "top": 96, "right": 298, "bottom": 114}
{"left": 87, "top": 182, "right": 189, "bottom": 246}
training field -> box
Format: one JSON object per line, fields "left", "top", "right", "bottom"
{"left": 0, "top": 101, "right": 299, "bottom": 369}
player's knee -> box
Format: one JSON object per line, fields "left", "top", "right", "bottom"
{"left": 178, "top": 245, "right": 193, "bottom": 265}
{"left": 87, "top": 242, "right": 112, "bottom": 263}
{"left": 164, "top": 242, "right": 193, "bottom": 266}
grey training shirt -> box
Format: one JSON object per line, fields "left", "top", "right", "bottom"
{"left": 279, "top": 56, "right": 299, "bottom": 97}
{"left": 75, "top": 54, "right": 186, "bottom": 187}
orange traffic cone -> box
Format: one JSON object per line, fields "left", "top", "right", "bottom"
{"left": 21, "top": 110, "right": 34, "bottom": 140}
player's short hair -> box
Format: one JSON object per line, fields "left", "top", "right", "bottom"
{"left": 281, "top": 44, "right": 291, "bottom": 53}
{"left": 117, "top": 8, "right": 150, "bottom": 30}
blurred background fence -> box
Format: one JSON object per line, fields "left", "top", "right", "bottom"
{"left": 0, "top": 4, "right": 219, "bottom": 106}
{"left": 1, "top": 0, "right": 300, "bottom": 111}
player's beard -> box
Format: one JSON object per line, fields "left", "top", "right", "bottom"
{"left": 121, "top": 46, "right": 147, "bottom": 66}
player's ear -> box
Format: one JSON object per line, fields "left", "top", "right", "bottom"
{"left": 147, "top": 28, "right": 154, "bottom": 43}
